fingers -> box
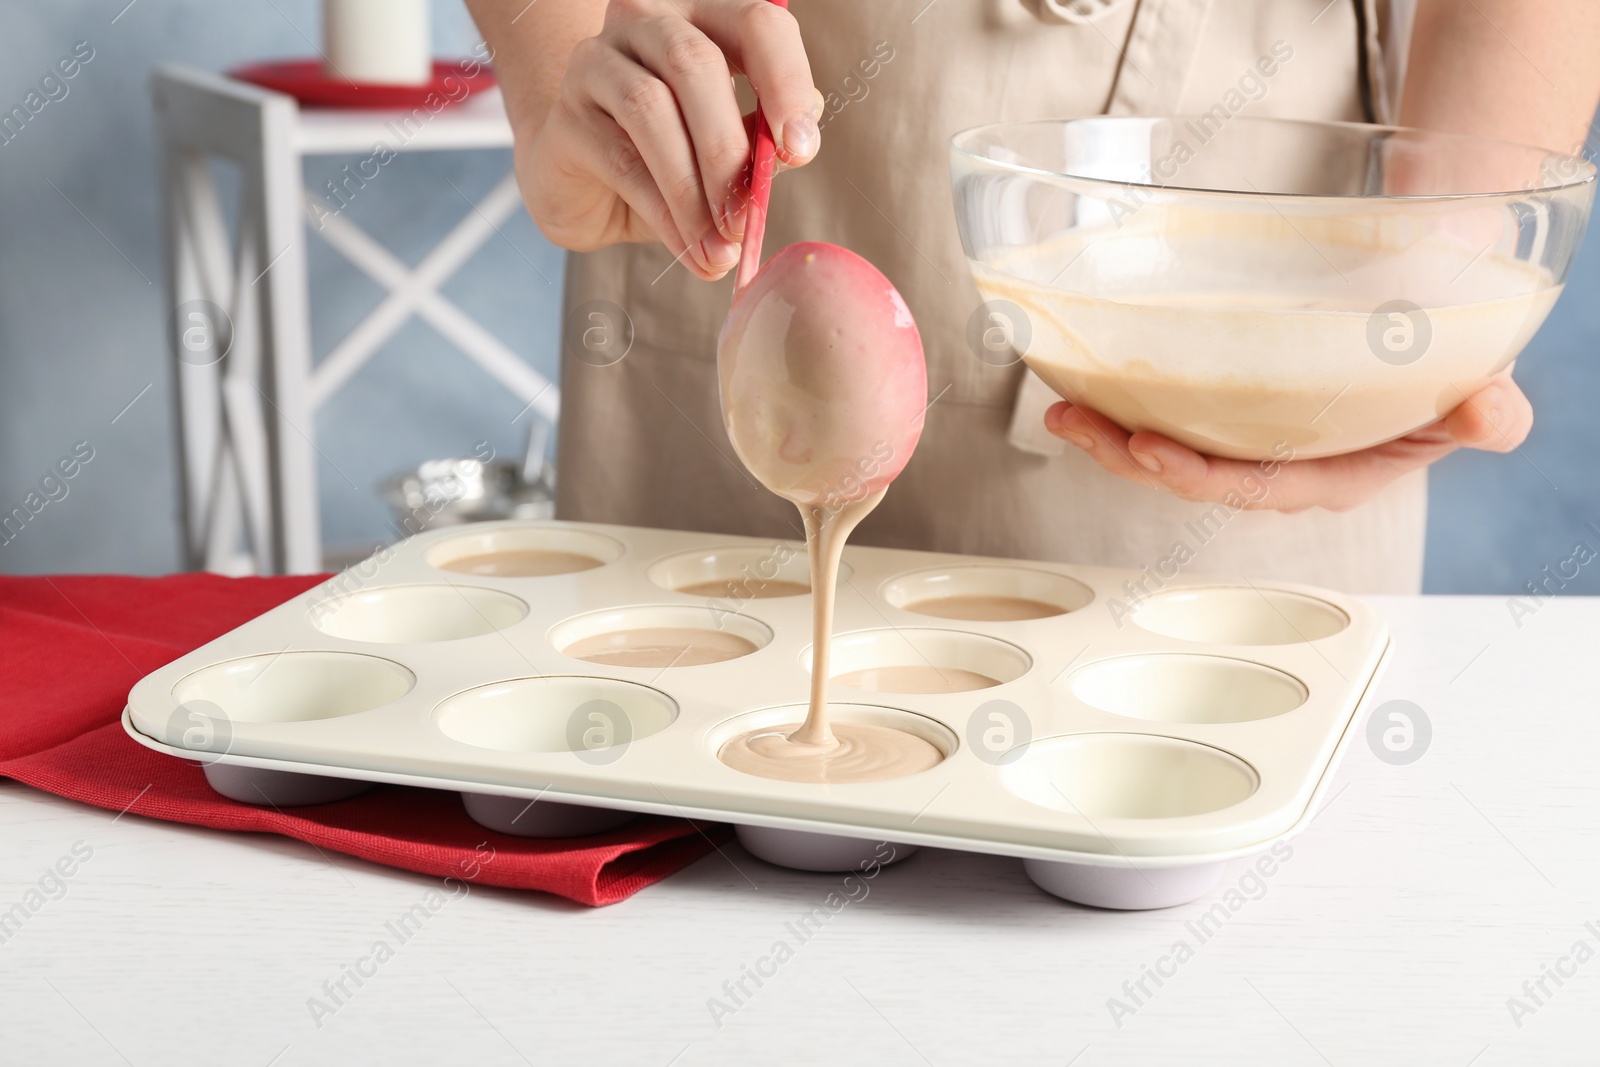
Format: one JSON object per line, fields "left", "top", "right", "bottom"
{"left": 623, "top": 18, "right": 752, "bottom": 242}
{"left": 1120, "top": 426, "right": 1452, "bottom": 513}
{"left": 1045, "top": 401, "right": 1459, "bottom": 513}
{"left": 553, "top": 87, "right": 692, "bottom": 263}
{"left": 1443, "top": 373, "right": 1534, "bottom": 453}
{"left": 1044, "top": 402, "right": 1169, "bottom": 491}
{"left": 1047, "top": 401, "right": 1309, "bottom": 509}
{"left": 689, "top": 0, "right": 820, "bottom": 165}
{"left": 1043, "top": 373, "right": 1538, "bottom": 514}
{"left": 539, "top": 0, "right": 817, "bottom": 274}
{"left": 520, "top": 97, "right": 645, "bottom": 250}
{"left": 745, "top": 88, "right": 825, "bottom": 176}
{"left": 579, "top": 44, "right": 739, "bottom": 278}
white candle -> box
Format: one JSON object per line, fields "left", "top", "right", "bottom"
{"left": 323, "top": 0, "right": 432, "bottom": 86}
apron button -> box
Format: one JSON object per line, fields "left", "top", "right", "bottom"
{"left": 1021, "top": 0, "right": 1129, "bottom": 24}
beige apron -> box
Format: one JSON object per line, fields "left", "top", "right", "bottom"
{"left": 555, "top": 0, "right": 1427, "bottom": 594}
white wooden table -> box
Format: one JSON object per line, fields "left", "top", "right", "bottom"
{"left": 154, "top": 66, "right": 557, "bottom": 578}
{"left": 2, "top": 596, "right": 1595, "bottom": 1065}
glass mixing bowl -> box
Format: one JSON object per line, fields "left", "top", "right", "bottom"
{"left": 950, "top": 117, "right": 1594, "bottom": 460}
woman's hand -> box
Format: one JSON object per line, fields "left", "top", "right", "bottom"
{"left": 515, "top": 0, "right": 821, "bottom": 281}
{"left": 1044, "top": 371, "right": 1533, "bottom": 513}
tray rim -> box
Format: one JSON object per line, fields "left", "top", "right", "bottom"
{"left": 122, "top": 518, "right": 1393, "bottom": 864}
{"left": 119, "top": 634, "right": 1386, "bottom": 870}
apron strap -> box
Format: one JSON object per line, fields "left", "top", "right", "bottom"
{"left": 1360, "top": 0, "right": 1410, "bottom": 124}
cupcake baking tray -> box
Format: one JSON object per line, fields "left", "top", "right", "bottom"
{"left": 123, "top": 520, "right": 1390, "bottom": 909}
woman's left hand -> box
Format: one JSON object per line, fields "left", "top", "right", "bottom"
{"left": 1043, "top": 370, "right": 1533, "bottom": 513}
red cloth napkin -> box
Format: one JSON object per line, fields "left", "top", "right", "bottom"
{"left": 0, "top": 573, "right": 727, "bottom": 906}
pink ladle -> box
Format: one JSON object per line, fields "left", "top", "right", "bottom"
{"left": 716, "top": 4, "right": 929, "bottom": 752}
{"left": 718, "top": 0, "right": 927, "bottom": 506}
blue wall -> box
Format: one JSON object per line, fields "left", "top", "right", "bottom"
{"left": 0, "top": 1, "right": 562, "bottom": 573}
{"left": 1422, "top": 121, "right": 1600, "bottom": 595}
{"left": 0, "top": 1, "right": 1595, "bottom": 594}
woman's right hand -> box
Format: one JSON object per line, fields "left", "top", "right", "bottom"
{"left": 517, "top": 0, "right": 821, "bottom": 281}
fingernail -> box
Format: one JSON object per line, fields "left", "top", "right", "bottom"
{"left": 701, "top": 236, "right": 740, "bottom": 271}
{"left": 718, "top": 201, "right": 746, "bottom": 240}
{"left": 1052, "top": 416, "right": 1093, "bottom": 448}
{"left": 1132, "top": 449, "right": 1162, "bottom": 473}
{"left": 810, "top": 88, "right": 825, "bottom": 120}
{"left": 1046, "top": 404, "right": 1092, "bottom": 448}
{"left": 780, "top": 114, "right": 819, "bottom": 161}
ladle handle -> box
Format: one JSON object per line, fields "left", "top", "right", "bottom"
{"left": 733, "top": 0, "right": 789, "bottom": 293}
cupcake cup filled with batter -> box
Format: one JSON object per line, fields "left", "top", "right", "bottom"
{"left": 426, "top": 526, "right": 624, "bottom": 577}
{"left": 714, "top": 704, "right": 956, "bottom": 785}
{"left": 881, "top": 566, "right": 1094, "bottom": 623}
{"left": 813, "top": 628, "right": 1031, "bottom": 695}
{"left": 550, "top": 606, "right": 772, "bottom": 670}
{"left": 647, "top": 544, "right": 840, "bottom": 601}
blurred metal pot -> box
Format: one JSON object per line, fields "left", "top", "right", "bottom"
{"left": 380, "top": 456, "right": 554, "bottom": 530}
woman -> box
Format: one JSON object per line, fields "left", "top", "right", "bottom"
{"left": 467, "top": 0, "right": 1600, "bottom": 593}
